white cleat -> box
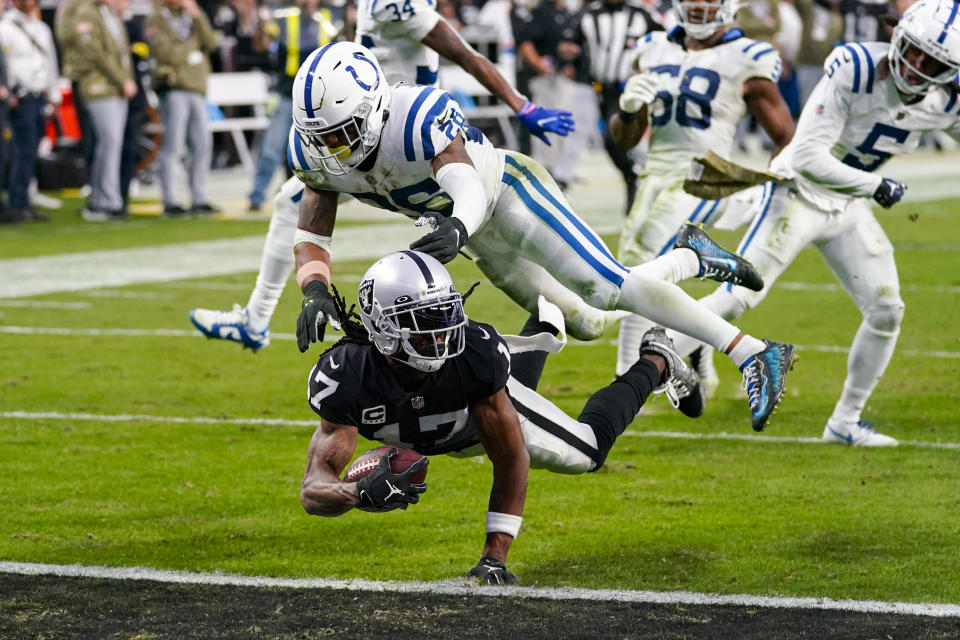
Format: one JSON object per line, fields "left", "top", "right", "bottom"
{"left": 189, "top": 304, "right": 270, "bottom": 351}
{"left": 822, "top": 419, "right": 897, "bottom": 447}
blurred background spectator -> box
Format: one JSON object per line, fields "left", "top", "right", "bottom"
{"left": 246, "top": 0, "right": 336, "bottom": 212}
{"left": 511, "top": 0, "right": 579, "bottom": 187}
{"left": 839, "top": 0, "right": 895, "bottom": 43}
{"left": 0, "top": 46, "right": 11, "bottom": 224}
{"left": 0, "top": 0, "right": 60, "bottom": 223}
{"left": 120, "top": 0, "right": 152, "bottom": 208}
{"left": 562, "top": 0, "right": 663, "bottom": 214}
{"left": 793, "top": 0, "right": 843, "bottom": 105}
{"left": 68, "top": 0, "right": 136, "bottom": 221}
{"left": 147, "top": 0, "right": 222, "bottom": 216}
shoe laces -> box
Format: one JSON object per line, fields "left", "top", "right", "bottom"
{"left": 741, "top": 361, "right": 762, "bottom": 408}
{"left": 212, "top": 304, "right": 248, "bottom": 327}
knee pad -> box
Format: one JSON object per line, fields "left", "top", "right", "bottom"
{"left": 863, "top": 302, "right": 905, "bottom": 335}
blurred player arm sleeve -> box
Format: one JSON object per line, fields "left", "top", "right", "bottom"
{"left": 789, "top": 76, "right": 882, "bottom": 198}
{"left": 433, "top": 138, "right": 488, "bottom": 236}
{"left": 300, "top": 420, "right": 361, "bottom": 517}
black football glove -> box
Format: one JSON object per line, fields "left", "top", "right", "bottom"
{"left": 873, "top": 178, "right": 906, "bottom": 209}
{"left": 467, "top": 557, "right": 518, "bottom": 585}
{"left": 296, "top": 280, "right": 340, "bottom": 353}
{"left": 409, "top": 216, "right": 468, "bottom": 264}
{"left": 355, "top": 448, "right": 429, "bottom": 512}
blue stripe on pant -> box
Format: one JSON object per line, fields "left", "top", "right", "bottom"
{"left": 501, "top": 158, "right": 627, "bottom": 288}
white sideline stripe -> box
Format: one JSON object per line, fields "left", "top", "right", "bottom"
{"left": 3, "top": 411, "right": 959, "bottom": 450}
{"left": 0, "top": 411, "right": 316, "bottom": 427}
{"left": 0, "top": 300, "right": 92, "bottom": 309}
{"left": 11, "top": 327, "right": 960, "bottom": 361}
{"left": 0, "top": 561, "right": 957, "bottom": 618}
{"left": 0, "top": 224, "right": 420, "bottom": 299}
{"left": 777, "top": 281, "right": 960, "bottom": 294}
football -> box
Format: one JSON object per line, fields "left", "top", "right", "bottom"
{"left": 343, "top": 445, "right": 428, "bottom": 484}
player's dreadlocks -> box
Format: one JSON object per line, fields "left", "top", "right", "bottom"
{"left": 319, "top": 281, "right": 481, "bottom": 357}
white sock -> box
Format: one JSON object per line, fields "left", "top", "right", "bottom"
{"left": 629, "top": 248, "right": 700, "bottom": 284}
{"left": 726, "top": 335, "right": 767, "bottom": 369}
{"left": 245, "top": 198, "right": 299, "bottom": 331}
{"left": 617, "top": 270, "right": 740, "bottom": 352}
{"left": 616, "top": 314, "right": 654, "bottom": 376}
{"left": 829, "top": 319, "right": 899, "bottom": 423}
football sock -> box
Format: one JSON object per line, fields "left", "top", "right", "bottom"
{"left": 618, "top": 270, "right": 740, "bottom": 353}
{"left": 668, "top": 284, "right": 749, "bottom": 356}
{"left": 509, "top": 313, "right": 560, "bottom": 390}
{"left": 616, "top": 314, "right": 653, "bottom": 376}
{"left": 830, "top": 319, "right": 899, "bottom": 423}
{"left": 725, "top": 334, "right": 767, "bottom": 368}
{"left": 245, "top": 199, "right": 298, "bottom": 331}
{"left": 580, "top": 357, "right": 659, "bottom": 469}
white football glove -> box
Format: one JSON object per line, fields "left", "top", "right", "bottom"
{"left": 619, "top": 73, "right": 660, "bottom": 114}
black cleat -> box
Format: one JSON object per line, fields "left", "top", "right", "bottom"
{"left": 674, "top": 223, "right": 764, "bottom": 292}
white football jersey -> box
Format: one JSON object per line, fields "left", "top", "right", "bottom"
{"left": 288, "top": 84, "right": 503, "bottom": 221}
{"left": 356, "top": 0, "right": 441, "bottom": 85}
{"left": 772, "top": 42, "right": 960, "bottom": 213}
{"left": 636, "top": 28, "right": 782, "bottom": 175}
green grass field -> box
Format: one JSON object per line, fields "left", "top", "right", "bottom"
{"left": 1, "top": 193, "right": 958, "bottom": 605}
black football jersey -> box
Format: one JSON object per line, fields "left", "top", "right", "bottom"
{"left": 307, "top": 320, "right": 511, "bottom": 455}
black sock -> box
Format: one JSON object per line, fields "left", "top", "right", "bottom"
{"left": 578, "top": 357, "right": 659, "bottom": 469}
{"left": 509, "top": 312, "right": 560, "bottom": 391}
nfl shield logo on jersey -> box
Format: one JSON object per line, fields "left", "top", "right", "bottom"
{"left": 411, "top": 396, "right": 425, "bottom": 409}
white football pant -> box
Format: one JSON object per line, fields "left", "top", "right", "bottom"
{"left": 668, "top": 183, "right": 904, "bottom": 425}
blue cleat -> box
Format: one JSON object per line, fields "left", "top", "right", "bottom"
{"left": 674, "top": 223, "right": 764, "bottom": 292}
{"left": 740, "top": 340, "right": 795, "bottom": 431}
{"left": 189, "top": 304, "right": 270, "bottom": 351}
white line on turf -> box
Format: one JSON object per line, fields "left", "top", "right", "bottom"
{"left": 0, "top": 300, "right": 92, "bottom": 309}
{"left": 3, "top": 411, "right": 958, "bottom": 449}
{"left": 3, "top": 326, "right": 959, "bottom": 361}
{"left": 0, "top": 561, "right": 957, "bottom": 617}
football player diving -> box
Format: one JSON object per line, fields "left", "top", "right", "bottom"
{"left": 665, "top": 0, "right": 960, "bottom": 446}
{"left": 189, "top": 0, "right": 574, "bottom": 350}
{"left": 280, "top": 42, "right": 795, "bottom": 432}
{"left": 299, "top": 250, "right": 706, "bottom": 584}
{"left": 608, "top": 0, "right": 796, "bottom": 387}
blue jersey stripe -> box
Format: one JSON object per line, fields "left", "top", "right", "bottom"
{"left": 291, "top": 186, "right": 305, "bottom": 204}
{"left": 292, "top": 133, "right": 308, "bottom": 170}
{"left": 752, "top": 47, "right": 776, "bottom": 61}
{"left": 728, "top": 183, "right": 775, "bottom": 291}
{"left": 742, "top": 41, "right": 762, "bottom": 54}
{"left": 404, "top": 87, "right": 437, "bottom": 161}
{"left": 843, "top": 44, "right": 862, "bottom": 93}
{"left": 939, "top": 1, "right": 959, "bottom": 43}
{"left": 853, "top": 43, "right": 875, "bottom": 93}
{"left": 303, "top": 42, "right": 336, "bottom": 119}
{"left": 503, "top": 155, "right": 623, "bottom": 268}
{"left": 657, "top": 200, "right": 707, "bottom": 256}
{"left": 420, "top": 93, "right": 451, "bottom": 159}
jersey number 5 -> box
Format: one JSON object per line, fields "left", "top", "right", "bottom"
{"left": 651, "top": 67, "right": 721, "bottom": 130}
{"left": 841, "top": 123, "right": 910, "bottom": 172}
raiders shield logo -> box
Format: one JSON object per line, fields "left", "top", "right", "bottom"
{"left": 411, "top": 396, "right": 425, "bottom": 409}
{"left": 358, "top": 279, "right": 374, "bottom": 314}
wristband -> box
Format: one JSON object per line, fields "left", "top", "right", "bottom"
{"left": 618, "top": 109, "right": 638, "bottom": 123}
{"left": 293, "top": 229, "right": 333, "bottom": 254}
{"left": 486, "top": 511, "right": 522, "bottom": 538}
{"left": 296, "top": 260, "right": 331, "bottom": 289}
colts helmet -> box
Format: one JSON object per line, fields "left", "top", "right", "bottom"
{"left": 292, "top": 41, "right": 391, "bottom": 175}
{"left": 674, "top": 0, "right": 739, "bottom": 40}
{"left": 890, "top": 0, "right": 960, "bottom": 95}
{"left": 358, "top": 251, "right": 467, "bottom": 373}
